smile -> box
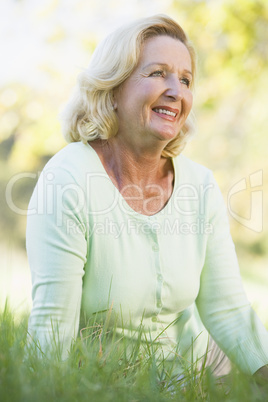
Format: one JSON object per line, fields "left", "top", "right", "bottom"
{"left": 153, "top": 108, "right": 177, "bottom": 117}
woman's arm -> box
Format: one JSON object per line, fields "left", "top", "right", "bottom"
{"left": 196, "top": 172, "right": 268, "bottom": 375}
{"left": 26, "top": 166, "right": 88, "bottom": 358}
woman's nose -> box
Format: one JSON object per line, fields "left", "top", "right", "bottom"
{"left": 164, "top": 77, "right": 183, "bottom": 101}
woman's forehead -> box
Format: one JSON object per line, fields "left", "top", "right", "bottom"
{"left": 138, "top": 36, "right": 192, "bottom": 70}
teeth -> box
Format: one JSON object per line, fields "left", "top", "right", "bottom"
{"left": 154, "top": 108, "right": 176, "bottom": 117}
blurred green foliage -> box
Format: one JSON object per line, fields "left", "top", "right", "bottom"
{"left": 0, "top": 83, "right": 64, "bottom": 247}
{"left": 1, "top": 0, "right": 268, "bottom": 266}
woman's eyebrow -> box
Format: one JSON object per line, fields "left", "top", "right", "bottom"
{"left": 183, "top": 69, "right": 192, "bottom": 76}
{"left": 142, "top": 62, "right": 192, "bottom": 76}
{"left": 142, "top": 62, "right": 168, "bottom": 70}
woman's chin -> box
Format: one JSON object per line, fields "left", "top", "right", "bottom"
{"left": 154, "top": 129, "right": 179, "bottom": 143}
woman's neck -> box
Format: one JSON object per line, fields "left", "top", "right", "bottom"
{"left": 94, "top": 137, "right": 171, "bottom": 187}
{"left": 89, "top": 138, "right": 174, "bottom": 216}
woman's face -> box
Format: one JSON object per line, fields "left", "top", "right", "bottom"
{"left": 114, "top": 35, "right": 193, "bottom": 150}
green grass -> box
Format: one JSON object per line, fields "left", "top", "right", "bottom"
{"left": 0, "top": 302, "right": 267, "bottom": 402}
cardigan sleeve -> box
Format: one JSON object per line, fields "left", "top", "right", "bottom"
{"left": 196, "top": 172, "right": 268, "bottom": 375}
{"left": 26, "top": 166, "right": 87, "bottom": 358}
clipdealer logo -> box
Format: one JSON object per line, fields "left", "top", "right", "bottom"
{"left": 66, "top": 217, "right": 213, "bottom": 238}
{"left": 227, "top": 170, "right": 263, "bottom": 233}
{"left": 5, "top": 169, "right": 264, "bottom": 233}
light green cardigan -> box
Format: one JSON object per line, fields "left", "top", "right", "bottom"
{"left": 26, "top": 142, "right": 268, "bottom": 374}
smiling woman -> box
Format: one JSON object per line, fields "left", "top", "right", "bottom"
{"left": 113, "top": 36, "right": 193, "bottom": 149}
{"left": 26, "top": 14, "right": 268, "bottom": 384}
{"left": 61, "top": 15, "right": 196, "bottom": 158}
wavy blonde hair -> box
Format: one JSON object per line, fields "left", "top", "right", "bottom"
{"left": 61, "top": 14, "right": 196, "bottom": 158}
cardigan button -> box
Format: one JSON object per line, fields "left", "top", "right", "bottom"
{"left": 152, "top": 243, "right": 159, "bottom": 252}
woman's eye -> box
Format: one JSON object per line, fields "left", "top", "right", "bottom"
{"left": 150, "top": 70, "right": 164, "bottom": 77}
{"left": 180, "top": 77, "right": 191, "bottom": 88}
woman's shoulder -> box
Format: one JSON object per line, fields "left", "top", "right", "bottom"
{"left": 174, "top": 153, "right": 213, "bottom": 184}
{"left": 39, "top": 141, "right": 101, "bottom": 187}
{"left": 44, "top": 141, "right": 95, "bottom": 170}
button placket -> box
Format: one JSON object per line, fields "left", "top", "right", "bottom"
{"left": 149, "top": 218, "right": 163, "bottom": 314}
{"left": 152, "top": 243, "right": 159, "bottom": 252}
{"left": 156, "top": 301, "right": 162, "bottom": 309}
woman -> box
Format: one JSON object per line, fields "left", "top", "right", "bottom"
{"left": 26, "top": 15, "right": 268, "bottom": 381}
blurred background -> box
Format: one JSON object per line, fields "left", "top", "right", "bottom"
{"left": 1, "top": 0, "right": 267, "bottom": 321}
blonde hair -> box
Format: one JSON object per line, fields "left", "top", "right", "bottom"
{"left": 61, "top": 14, "right": 196, "bottom": 158}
